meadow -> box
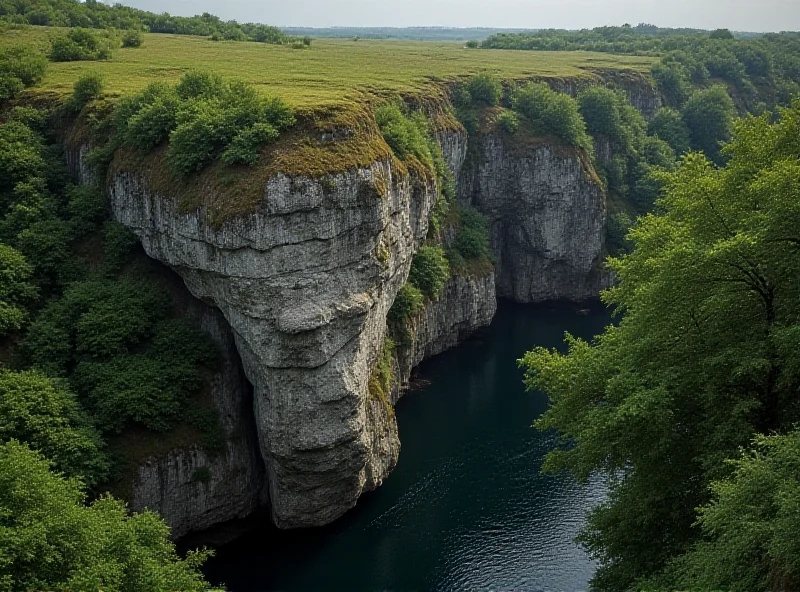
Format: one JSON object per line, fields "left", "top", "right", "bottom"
{"left": 1, "top": 27, "right": 655, "bottom": 112}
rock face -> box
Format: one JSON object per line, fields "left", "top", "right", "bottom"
{"left": 393, "top": 271, "right": 497, "bottom": 400}
{"left": 83, "top": 81, "right": 611, "bottom": 533}
{"left": 130, "top": 299, "right": 267, "bottom": 539}
{"left": 109, "top": 159, "right": 436, "bottom": 528}
{"left": 461, "top": 135, "right": 607, "bottom": 303}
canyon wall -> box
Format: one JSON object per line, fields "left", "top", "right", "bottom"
{"left": 69, "top": 75, "right": 619, "bottom": 534}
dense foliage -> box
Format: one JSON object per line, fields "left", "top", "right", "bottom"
{"left": 0, "top": 85, "right": 222, "bottom": 585}
{"left": 106, "top": 71, "right": 295, "bottom": 174}
{"left": 482, "top": 26, "right": 800, "bottom": 114}
{"left": 0, "top": 45, "right": 47, "bottom": 100}
{"left": 512, "top": 82, "right": 593, "bottom": 152}
{"left": 520, "top": 101, "right": 800, "bottom": 591}
{"left": 49, "top": 27, "right": 116, "bottom": 61}
{"left": 0, "top": 440, "right": 212, "bottom": 591}
{"left": 0, "top": 0, "right": 292, "bottom": 44}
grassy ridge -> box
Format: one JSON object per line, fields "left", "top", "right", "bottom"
{"left": 2, "top": 27, "right": 655, "bottom": 111}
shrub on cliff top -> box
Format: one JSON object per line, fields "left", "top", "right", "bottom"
{"left": 512, "top": 82, "right": 592, "bottom": 153}
{"left": 112, "top": 71, "right": 295, "bottom": 175}
{"left": 375, "top": 103, "right": 434, "bottom": 168}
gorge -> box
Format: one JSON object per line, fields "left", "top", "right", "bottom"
{"left": 62, "top": 73, "right": 659, "bottom": 538}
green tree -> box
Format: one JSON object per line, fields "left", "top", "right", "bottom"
{"left": 649, "top": 431, "right": 800, "bottom": 592}
{"left": 0, "top": 440, "right": 213, "bottom": 591}
{"left": 466, "top": 73, "right": 502, "bottom": 106}
{"left": 0, "top": 370, "right": 108, "bottom": 485}
{"left": 519, "top": 102, "right": 800, "bottom": 591}
{"left": 71, "top": 70, "right": 105, "bottom": 111}
{"left": 0, "top": 244, "right": 36, "bottom": 334}
{"left": 648, "top": 107, "right": 691, "bottom": 156}
{"left": 681, "top": 85, "right": 735, "bottom": 162}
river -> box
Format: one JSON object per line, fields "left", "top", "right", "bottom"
{"left": 204, "top": 300, "right": 611, "bottom": 591}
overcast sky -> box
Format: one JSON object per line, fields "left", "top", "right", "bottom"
{"left": 113, "top": 0, "right": 800, "bottom": 32}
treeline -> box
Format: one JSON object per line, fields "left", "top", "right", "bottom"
{"left": 481, "top": 26, "right": 800, "bottom": 112}
{"left": 0, "top": 71, "right": 235, "bottom": 590}
{"left": 282, "top": 26, "right": 533, "bottom": 41}
{"left": 521, "top": 99, "right": 800, "bottom": 592}
{"left": 0, "top": 0, "right": 295, "bottom": 44}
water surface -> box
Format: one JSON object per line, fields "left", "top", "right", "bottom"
{"left": 205, "top": 300, "right": 610, "bottom": 591}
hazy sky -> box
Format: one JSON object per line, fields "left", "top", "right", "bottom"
{"left": 115, "top": 0, "right": 800, "bottom": 32}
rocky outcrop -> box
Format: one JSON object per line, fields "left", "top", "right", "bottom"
{"left": 109, "top": 158, "right": 437, "bottom": 528}
{"left": 461, "top": 135, "right": 607, "bottom": 303}
{"left": 130, "top": 299, "right": 267, "bottom": 539}
{"left": 393, "top": 271, "right": 497, "bottom": 401}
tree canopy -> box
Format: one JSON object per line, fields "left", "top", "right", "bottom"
{"left": 520, "top": 100, "right": 800, "bottom": 591}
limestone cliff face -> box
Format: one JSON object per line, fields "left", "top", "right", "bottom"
{"left": 460, "top": 134, "right": 607, "bottom": 303}
{"left": 72, "top": 79, "right": 612, "bottom": 533}
{"left": 108, "top": 158, "right": 435, "bottom": 528}
{"left": 393, "top": 272, "right": 497, "bottom": 401}
{"left": 130, "top": 299, "right": 267, "bottom": 539}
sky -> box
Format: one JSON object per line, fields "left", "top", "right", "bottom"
{"left": 114, "top": 0, "right": 800, "bottom": 32}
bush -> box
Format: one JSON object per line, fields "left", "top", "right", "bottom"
{"left": 409, "top": 246, "right": 450, "bottom": 300}
{"left": 303, "top": 36, "right": 312, "bottom": 46}
{"left": 496, "top": 109, "right": 519, "bottom": 134}
{"left": 114, "top": 72, "right": 294, "bottom": 175}
{"left": 0, "top": 370, "right": 108, "bottom": 484}
{"left": 466, "top": 73, "right": 502, "bottom": 106}
{"left": 606, "top": 211, "right": 633, "bottom": 255}
{"left": 512, "top": 82, "right": 592, "bottom": 152}
{"left": 71, "top": 70, "right": 104, "bottom": 110}
{"left": 388, "top": 283, "right": 424, "bottom": 326}
{"left": 121, "top": 29, "right": 143, "bottom": 48}
{"left": 453, "top": 205, "right": 491, "bottom": 262}
{"left": 49, "top": 28, "right": 115, "bottom": 62}
{"left": 466, "top": 40, "right": 479, "bottom": 49}
{"left": 0, "top": 45, "right": 47, "bottom": 100}
{"left": 651, "top": 61, "right": 691, "bottom": 107}
{"left": 0, "top": 441, "right": 213, "bottom": 591}
{"left": 577, "top": 86, "right": 630, "bottom": 146}
{"left": 374, "top": 103, "right": 433, "bottom": 167}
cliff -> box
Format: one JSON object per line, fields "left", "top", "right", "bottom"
{"left": 460, "top": 134, "right": 607, "bottom": 303}
{"left": 65, "top": 78, "right": 614, "bottom": 534}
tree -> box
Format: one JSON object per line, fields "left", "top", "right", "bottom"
{"left": 519, "top": 102, "right": 800, "bottom": 591}
{"left": 648, "top": 431, "right": 800, "bottom": 592}
{"left": 0, "top": 440, "right": 214, "bottom": 591}
{"left": 647, "top": 107, "right": 691, "bottom": 156}
{"left": 709, "top": 28, "right": 735, "bottom": 40}
{"left": 466, "top": 73, "right": 502, "bottom": 106}
{"left": 0, "top": 370, "right": 108, "bottom": 485}
{"left": 71, "top": 70, "right": 105, "bottom": 110}
{"left": 0, "top": 244, "right": 36, "bottom": 334}
{"left": 681, "top": 85, "right": 735, "bottom": 162}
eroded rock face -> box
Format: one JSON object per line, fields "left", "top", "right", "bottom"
{"left": 130, "top": 299, "right": 267, "bottom": 539}
{"left": 462, "top": 135, "right": 607, "bottom": 303}
{"left": 393, "top": 272, "right": 497, "bottom": 401}
{"left": 109, "top": 159, "right": 436, "bottom": 528}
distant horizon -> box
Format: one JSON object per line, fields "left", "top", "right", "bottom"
{"left": 105, "top": 0, "right": 800, "bottom": 34}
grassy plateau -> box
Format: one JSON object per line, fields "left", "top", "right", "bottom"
{"left": 2, "top": 27, "right": 655, "bottom": 112}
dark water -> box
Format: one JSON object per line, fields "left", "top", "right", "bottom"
{"left": 204, "top": 300, "right": 611, "bottom": 592}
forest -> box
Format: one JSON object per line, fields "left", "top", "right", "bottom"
{"left": 1, "top": 1, "right": 800, "bottom": 590}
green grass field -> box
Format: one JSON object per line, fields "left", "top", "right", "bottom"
{"left": 2, "top": 27, "right": 655, "bottom": 112}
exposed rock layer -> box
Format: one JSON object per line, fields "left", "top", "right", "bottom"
{"left": 70, "top": 76, "right": 620, "bottom": 533}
